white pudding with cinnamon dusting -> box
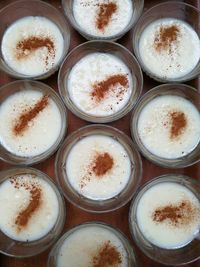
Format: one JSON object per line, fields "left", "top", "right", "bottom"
{"left": 66, "top": 135, "right": 131, "bottom": 200}
{"left": 137, "top": 95, "right": 200, "bottom": 159}
{"left": 0, "top": 90, "right": 62, "bottom": 157}
{"left": 138, "top": 18, "right": 200, "bottom": 80}
{"left": 57, "top": 225, "right": 128, "bottom": 267}
{"left": 68, "top": 52, "right": 132, "bottom": 117}
{"left": 1, "top": 16, "right": 64, "bottom": 77}
{"left": 73, "top": 0, "right": 133, "bottom": 38}
{"left": 0, "top": 174, "right": 59, "bottom": 241}
{"left": 136, "top": 182, "right": 200, "bottom": 249}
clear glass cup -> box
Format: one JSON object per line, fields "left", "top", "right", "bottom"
{"left": 58, "top": 40, "right": 143, "bottom": 123}
{"left": 0, "top": 167, "right": 66, "bottom": 258}
{"left": 129, "top": 174, "right": 200, "bottom": 266}
{"left": 0, "top": 0, "right": 70, "bottom": 80}
{"left": 55, "top": 124, "right": 142, "bottom": 213}
{"left": 130, "top": 84, "right": 200, "bottom": 168}
{"left": 132, "top": 2, "right": 200, "bottom": 82}
{"left": 62, "top": 0, "right": 143, "bottom": 41}
{"left": 0, "top": 80, "right": 67, "bottom": 165}
{"left": 48, "top": 222, "right": 138, "bottom": 267}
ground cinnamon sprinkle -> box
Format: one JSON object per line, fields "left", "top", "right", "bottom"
{"left": 92, "top": 152, "right": 114, "bottom": 176}
{"left": 16, "top": 36, "right": 55, "bottom": 67}
{"left": 10, "top": 176, "right": 42, "bottom": 231}
{"left": 13, "top": 95, "right": 49, "bottom": 136}
{"left": 80, "top": 152, "right": 114, "bottom": 189}
{"left": 152, "top": 200, "right": 199, "bottom": 226}
{"left": 92, "top": 240, "right": 122, "bottom": 267}
{"left": 15, "top": 186, "right": 41, "bottom": 231}
{"left": 170, "top": 111, "right": 187, "bottom": 139}
{"left": 91, "top": 74, "right": 129, "bottom": 103}
{"left": 154, "top": 25, "right": 180, "bottom": 52}
{"left": 96, "top": 2, "right": 117, "bottom": 31}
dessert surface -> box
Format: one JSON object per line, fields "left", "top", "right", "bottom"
{"left": 0, "top": 174, "right": 59, "bottom": 241}
{"left": 1, "top": 16, "right": 64, "bottom": 76}
{"left": 136, "top": 182, "right": 200, "bottom": 249}
{"left": 0, "top": 90, "right": 62, "bottom": 157}
{"left": 139, "top": 18, "right": 200, "bottom": 79}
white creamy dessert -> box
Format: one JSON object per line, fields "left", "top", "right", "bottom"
{"left": 57, "top": 225, "right": 128, "bottom": 267}
{"left": 0, "top": 174, "right": 59, "bottom": 242}
{"left": 68, "top": 52, "right": 132, "bottom": 117}
{"left": 0, "top": 90, "right": 62, "bottom": 157}
{"left": 66, "top": 135, "right": 131, "bottom": 200}
{"left": 73, "top": 0, "right": 133, "bottom": 37}
{"left": 1, "top": 16, "right": 64, "bottom": 77}
{"left": 136, "top": 182, "right": 200, "bottom": 249}
{"left": 137, "top": 95, "right": 200, "bottom": 159}
{"left": 138, "top": 18, "right": 200, "bottom": 80}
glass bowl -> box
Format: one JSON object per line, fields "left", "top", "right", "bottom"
{"left": 62, "top": 0, "right": 143, "bottom": 41}
{"left": 132, "top": 2, "right": 200, "bottom": 83}
{"left": 58, "top": 40, "right": 143, "bottom": 123}
{"left": 130, "top": 84, "right": 200, "bottom": 168}
{"left": 0, "top": 80, "right": 67, "bottom": 165}
{"left": 129, "top": 174, "right": 200, "bottom": 266}
{"left": 0, "top": 0, "right": 70, "bottom": 80}
{"left": 55, "top": 124, "right": 142, "bottom": 213}
{"left": 0, "top": 167, "right": 66, "bottom": 258}
{"left": 48, "top": 222, "right": 138, "bottom": 267}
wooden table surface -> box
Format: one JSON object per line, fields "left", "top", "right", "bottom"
{"left": 0, "top": 0, "right": 199, "bottom": 266}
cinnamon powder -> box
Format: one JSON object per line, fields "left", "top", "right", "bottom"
{"left": 91, "top": 74, "right": 129, "bottom": 103}
{"left": 15, "top": 186, "right": 41, "bottom": 231}
{"left": 170, "top": 111, "right": 187, "bottom": 139}
{"left": 92, "top": 240, "right": 122, "bottom": 267}
{"left": 10, "top": 176, "right": 42, "bottom": 231}
{"left": 96, "top": 2, "right": 117, "bottom": 31}
{"left": 16, "top": 36, "right": 55, "bottom": 66}
{"left": 13, "top": 95, "right": 49, "bottom": 136}
{"left": 154, "top": 25, "right": 180, "bottom": 52}
{"left": 152, "top": 200, "right": 199, "bottom": 226}
{"left": 92, "top": 152, "right": 114, "bottom": 176}
{"left": 80, "top": 152, "right": 114, "bottom": 189}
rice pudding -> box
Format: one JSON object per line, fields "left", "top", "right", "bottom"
{"left": 138, "top": 18, "right": 200, "bottom": 80}
{"left": 0, "top": 89, "right": 62, "bottom": 158}
{"left": 1, "top": 16, "right": 64, "bottom": 77}
{"left": 137, "top": 95, "right": 200, "bottom": 159}
{"left": 136, "top": 182, "right": 200, "bottom": 249}
{"left": 73, "top": 0, "right": 133, "bottom": 38}
{"left": 0, "top": 173, "right": 59, "bottom": 242}
{"left": 67, "top": 52, "right": 132, "bottom": 117}
{"left": 57, "top": 224, "right": 128, "bottom": 267}
{"left": 66, "top": 134, "right": 131, "bottom": 200}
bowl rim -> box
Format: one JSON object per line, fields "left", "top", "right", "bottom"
{"left": 61, "top": 0, "right": 144, "bottom": 41}
{"left": 130, "top": 83, "right": 200, "bottom": 168}
{"left": 129, "top": 173, "right": 200, "bottom": 266}
{"left": 132, "top": 1, "right": 200, "bottom": 83}
{"left": 0, "top": 0, "right": 71, "bottom": 80}
{"left": 58, "top": 39, "right": 143, "bottom": 123}
{"left": 55, "top": 123, "right": 143, "bottom": 213}
{"left": 0, "top": 79, "right": 67, "bottom": 165}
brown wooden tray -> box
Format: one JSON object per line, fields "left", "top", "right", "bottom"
{"left": 0, "top": 0, "right": 199, "bottom": 266}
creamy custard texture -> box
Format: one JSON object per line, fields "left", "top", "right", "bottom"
{"left": 66, "top": 135, "right": 131, "bottom": 200}
{"left": 57, "top": 226, "right": 128, "bottom": 267}
{"left": 136, "top": 182, "right": 200, "bottom": 249}
{"left": 0, "top": 174, "right": 59, "bottom": 241}
{"left": 1, "top": 16, "right": 64, "bottom": 76}
{"left": 137, "top": 95, "right": 200, "bottom": 159}
{"left": 68, "top": 52, "right": 133, "bottom": 117}
{"left": 0, "top": 90, "right": 62, "bottom": 157}
{"left": 139, "top": 18, "right": 200, "bottom": 79}
{"left": 73, "top": 0, "right": 133, "bottom": 37}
